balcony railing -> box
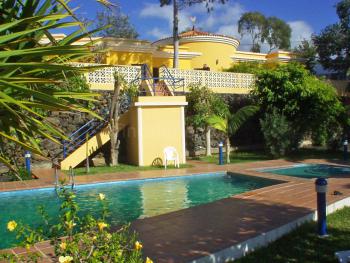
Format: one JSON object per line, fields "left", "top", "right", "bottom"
{"left": 78, "top": 63, "right": 255, "bottom": 93}
{"left": 78, "top": 64, "right": 142, "bottom": 90}
{"left": 159, "top": 68, "right": 255, "bottom": 92}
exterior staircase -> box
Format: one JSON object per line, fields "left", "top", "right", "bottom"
{"left": 60, "top": 112, "right": 130, "bottom": 170}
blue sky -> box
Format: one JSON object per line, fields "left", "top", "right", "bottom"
{"left": 71, "top": 0, "right": 340, "bottom": 51}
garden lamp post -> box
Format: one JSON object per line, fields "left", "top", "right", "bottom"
{"left": 315, "top": 178, "right": 328, "bottom": 236}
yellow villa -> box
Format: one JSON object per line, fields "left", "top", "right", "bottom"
{"left": 50, "top": 29, "right": 294, "bottom": 94}
{"left": 56, "top": 29, "right": 294, "bottom": 169}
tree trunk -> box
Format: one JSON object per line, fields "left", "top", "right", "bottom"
{"left": 173, "top": 0, "right": 179, "bottom": 68}
{"left": 109, "top": 73, "right": 121, "bottom": 166}
{"left": 226, "top": 137, "right": 230, "bottom": 164}
{"left": 205, "top": 126, "right": 211, "bottom": 156}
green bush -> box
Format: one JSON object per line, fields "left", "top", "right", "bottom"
{"left": 0, "top": 187, "right": 148, "bottom": 263}
{"left": 260, "top": 110, "right": 292, "bottom": 158}
{"left": 253, "top": 63, "right": 345, "bottom": 151}
{"left": 224, "top": 61, "right": 278, "bottom": 74}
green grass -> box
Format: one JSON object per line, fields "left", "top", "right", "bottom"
{"left": 192, "top": 148, "right": 343, "bottom": 165}
{"left": 72, "top": 163, "right": 192, "bottom": 176}
{"left": 192, "top": 150, "right": 271, "bottom": 164}
{"left": 235, "top": 206, "right": 350, "bottom": 263}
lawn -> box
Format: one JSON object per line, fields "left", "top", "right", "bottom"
{"left": 192, "top": 148, "right": 343, "bottom": 165}
{"left": 72, "top": 163, "right": 192, "bottom": 175}
{"left": 235, "top": 206, "right": 350, "bottom": 263}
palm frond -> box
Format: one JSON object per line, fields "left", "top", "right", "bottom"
{"left": 229, "top": 105, "right": 259, "bottom": 134}
{"left": 207, "top": 115, "right": 227, "bottom": 134}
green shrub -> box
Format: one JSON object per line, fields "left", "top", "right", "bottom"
{"left": 253, "top": 63, "right": 345, "bottom": 149}
{"left": 0, "top": 187, "right": 147, "bottom": 263}
{"left": 260, "top": 110, "right": 292, "bottom": 158}
{"left": 224, "top": 61, "right": 278, "bottom": 74}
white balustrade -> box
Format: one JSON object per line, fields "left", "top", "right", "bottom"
{"left": 74, "top": 63, "right": 141, "bottom": 90}
{"left": 160, "top": 68, "right": 255, "bottom": 91}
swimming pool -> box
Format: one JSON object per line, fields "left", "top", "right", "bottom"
{"left": 260, "top": 164, "right": 350, "bottom": 179}
{"left": 0, "top": 172, "right": 280, "bottom": 249}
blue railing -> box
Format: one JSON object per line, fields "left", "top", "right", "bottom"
{"left": 135, "top": 64, "right": 185, "bottom": 95}
{"left": 63, "top": 119, "right": 107, "bottom": 158}
{"left": 159, "top": 65, "right": 185, "bottom": 94}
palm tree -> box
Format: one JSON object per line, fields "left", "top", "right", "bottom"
{"left": 0, "top": 0, "right": 109, "bottom": 173}
{"left": 207, "top": 106, "right": 259, "bottom": 163}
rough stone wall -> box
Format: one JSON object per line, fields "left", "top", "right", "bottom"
{"left": 5, "top": 91, "right": 131, "bottom": 167}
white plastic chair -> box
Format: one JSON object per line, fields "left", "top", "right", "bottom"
{"left": 163, "top": 146, "right": 179, "bottom": 169}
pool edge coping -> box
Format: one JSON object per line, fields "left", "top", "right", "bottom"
{"left": 190, "top": 196, "right": 350, "bottom": 263}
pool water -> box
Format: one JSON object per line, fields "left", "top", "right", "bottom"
{"left": 260, "top": 164, "right": 350, "bottom": 179}
{"left": 0, "top": 172, "right": 279, "bottom": 249}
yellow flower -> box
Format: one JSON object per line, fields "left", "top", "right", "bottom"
{"left": 59, "top": 242, "right": 67, "bottom": 250}
{"left": 65, "top": 221, "right": 76, "bottom": 230}
{"left": 145, "top": 257, "right": 153, "bottom": 263}
{"left": 92, "top": 236, "right": 97, "bottom": 241}
{"left": 98, "top": 193, "right": 106, "bottom": 200}
{"left": 135, "top": 241, "right": 143, "bottom": 250}
{"left": 25, "top": 244, "right": 31, "bottom": 250}
{"left": 58, "top": 255, "right": 73, "bottom": 263}
{"left": 97, "top": 222, "right": 108, "bottom": 231}
{"left": 7, "top": 221, "right": 17, "bottom": 232}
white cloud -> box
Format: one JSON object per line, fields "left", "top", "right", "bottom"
{"left": 147, "top": 27, "right": 169, "bottom": 39}
{"left": 139, "top": 2, "right": 314, "bottom": 52}
{"left": 288, "top": 21, "right": 313, "bottom": 48}
{"left": 140, "top": 3, "right": 192, "bottom": 35}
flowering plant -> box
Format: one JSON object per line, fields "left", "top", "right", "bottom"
{"left": 0, "top": 187, "right": 149, "bottom": 263}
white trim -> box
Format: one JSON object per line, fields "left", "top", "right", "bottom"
{"left": 153, "top": 51, "right": 202, "bottom": 59}
{"left": 190, "top": 197, "right": 350, "bottom": 263}
{"left": 105, "top": 44, "right": 156, "bottom": 53}
{"left": 181, "top": 106, "right": 186, "bottom": 164}
{"left": 153, "top": 35, "right": 240, "bottom": 49}
{"left": 231, "top": 56, "right": 267, "bottom": 62}
{"left": 134, "top": 102, "right": 188, "bottom": 107}
{"left": 137, "top": 107, "right": 144, "bottom": 166}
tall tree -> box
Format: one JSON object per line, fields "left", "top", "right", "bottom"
{"left": 293, "top": 39, "right": 317, "bottom": 73}
{"left": 263, "top": 16, "right": 291, "bottom": 51}
{"left": 238, "top": 12, "right": 267, "bottom": 53}
{"left": 186, "top": 85, "right": 229, "bottom": 156}
{"left": 160, "top": 0, "right": 227, "bottom": 68}
{"left": 96, "top": 8, "right": 138, "bottom": 38}
{"left": 313, "top": 0, "right": 350, "bottom": 79}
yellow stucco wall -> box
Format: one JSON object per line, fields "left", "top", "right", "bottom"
{"left": 106, "top": 51, "right": 153, "bottom": 67}
{"left": 135, "top": 96, "right": 187, "bottom": 166}
{"left": 180, "top": 42, "right": 236, "bottom": 71}
{"left": 152, "top": 57, "right": 192, "bottom": 70}
{"left": 141, "top": 106, "right": 184, "bottom": 166}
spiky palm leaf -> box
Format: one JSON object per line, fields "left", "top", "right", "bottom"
{"left": 228, "top": 105, "right": 260, "bottom": 135}
{"left": 0, "top": 0, "right": 108, "bottom": 172}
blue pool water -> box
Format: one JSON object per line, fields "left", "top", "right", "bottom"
{"left": 0, "top": 172, "right": 280, "bottom": 249}
{"left": 260, "top": 164, "right": 350, "bottom": 179}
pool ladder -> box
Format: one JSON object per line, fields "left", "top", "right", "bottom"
{"left": 68, "top": 166, "right": 76, "bottom": 189}
{"left": 54, "top": 166, "right": 75, "bottom": 190}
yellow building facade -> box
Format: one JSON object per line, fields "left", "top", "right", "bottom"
{"left": 96, "top": 29, "right": 294, "bottom": 72}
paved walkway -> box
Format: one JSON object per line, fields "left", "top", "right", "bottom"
{"left": 1, "top": 159, "right": 350, "bottom": 262}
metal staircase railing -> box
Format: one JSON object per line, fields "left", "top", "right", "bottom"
{"left": 135, "top": 64, "right": 185, "bottom": 95}
{"left": 63, "top": 119, "right": 107, "bottom": 159}
{"left": 159, "top": 65, "right": 185, "bottom": 94}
